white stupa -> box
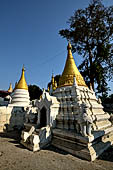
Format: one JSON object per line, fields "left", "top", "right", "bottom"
{"left": 11, "top": 66, "right": 30, "bottom": 107}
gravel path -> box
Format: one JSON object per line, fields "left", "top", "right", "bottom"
{"left": 0, "top": 132, "right": 113, "bottom": 170}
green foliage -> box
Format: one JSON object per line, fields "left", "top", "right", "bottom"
{"left": 28, "top": 85, "right": 42, "bottom": 100}
{"left": 59, "top": 0, "right": 113, "bottom": 96}
{"left": 100, "top": 93, "right": 113, "bottom": 104}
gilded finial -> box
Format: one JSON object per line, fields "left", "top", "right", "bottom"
{"left": 48, "top": 86, "right": 50, "bottom": 92}
{"left": 51, "top": 73, "right": 57, "bottom": 91}
{"left": 15, "top": 65, "right": 28, "bottom": 90}
{"left": 59, "top": 42, "right": 87, "bottom": 87}
{"left": 52, "top": 74, "right": 54, "bottom": 86}
{"left": 52, "top": 73, "right": 55, "bottom": 90}
{"left": 8, "top": 83, "right": 13, "bottom": 92}
{"left": 22, "top": 64, "right": 25, "bottom": 72}
{"left": 54, "top": 80, "right": 57, "bottom": 89}
{"left": 67, "top": 42, "right": 72, "bottom": 50}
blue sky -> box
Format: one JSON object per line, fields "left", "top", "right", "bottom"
{"left": 0, "top": 0, "right": 113, "bottom": 94}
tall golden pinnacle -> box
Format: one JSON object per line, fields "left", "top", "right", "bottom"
{"left": 52, "top": 74, "right": 55, "bottom": 89}
{"left": 15, "top": 65, "right": 28, "bottom": 90}
{"left": 52, "top": 74, "right": 57, "bottom": 91}
{"left": 59, "top": 42, "right": 87, "bottom": 87}
{"left": 8, "top": 83, "right": 13, "bottom": 92}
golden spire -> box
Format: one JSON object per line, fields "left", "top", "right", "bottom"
{"left": 15, "top": 65, "right": 28, "bottom": 90}
{"left": 48, "top": 86, "right": 50, "bottom": 92}
{"left": 52, "top": 74, "right": 54, "bottom": 89}
{"left": 59, "top": 42, "right": 87, "bottom": 87}
{"left": 51, "top": 73, "right": 57, "bottom": 91}
{"left": 8, "top": 83, "right": 13, "bottom": 92}
{"left": 54, "top": 80, "right": 57, "bottom": 89}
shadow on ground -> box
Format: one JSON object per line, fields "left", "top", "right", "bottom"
{"left": 98, "top": 146, "right": 113, "bottom": 162}
{"left": 0, "top": 131, "right": 27, "bottom": 150}
{"left": 0, "top": 130, "right": 21, "bottom": 140}
{"left": 1, "top": 131, "right": 113, "bottom": 162}
{"left": 45, "top": 145, "right": 69, "bottom": 155}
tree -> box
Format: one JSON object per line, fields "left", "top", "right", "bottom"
{"left": 59, "top": 0, "right": 113, "bottom": 96}
{"left": 28, "top": 85, "right": 42, "bottom": 100}
{"left": 100, "top": 93, "right": 113, "bottom": 114}
{"left": 101, "top": 93, "right": 113, "bottom": 104}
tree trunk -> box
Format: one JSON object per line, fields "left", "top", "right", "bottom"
{"left": 89, "top": 51, "right": 94, "bottom": 90}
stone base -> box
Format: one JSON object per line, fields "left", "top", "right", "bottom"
{"left": 21, "top": 126, "right": 52, "bottom": 152}
{"left": 21, "top": 138, "right": 40, "bottom": 152}
{"left": 0, "top": 124, "right": 4, "bottom": 132}
{"left": 52, "top": 129, "right": 113, "bottom": 161}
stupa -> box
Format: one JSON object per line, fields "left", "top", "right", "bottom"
{"left": 21, "top": 43, "right": 113, "bottom": 161}
{"left": 11, "top": 66, "right": 30, "bottom": 107}
{"left": 51, "top": 42, "right": 113, "bottom": 161}
{"left": 0, "top": 66, "right": 30, "bottom": 132}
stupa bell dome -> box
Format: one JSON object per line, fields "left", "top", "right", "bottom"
{"left": 15, "top": 66, "right": 28, "bottom": 90}
{"left": 59, "top": 42, "right": 87, "bottom": 87}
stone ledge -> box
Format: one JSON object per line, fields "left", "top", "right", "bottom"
{"left": 52, "top": 129, "right": 113, "bottom": 161}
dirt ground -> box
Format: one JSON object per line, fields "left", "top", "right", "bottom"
{"left": 0, "top": 131, "right": 113, "bottom": 170}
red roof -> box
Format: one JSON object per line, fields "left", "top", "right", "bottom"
{"left": 0, "top": 90, "right": 11, "bottom": 98}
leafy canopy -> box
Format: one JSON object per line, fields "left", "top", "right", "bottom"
{"left": 59, "top": 0, "right": 113, "bottom": 95}
{"left": 28, "top": 85, "right": 42, "bottom": 100}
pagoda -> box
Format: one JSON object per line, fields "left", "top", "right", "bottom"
{"left": 11, "top": 66, "right": 30, "bottom": 107}
{"left": 59, "top": 42, "right": 87, "bottom": 87}
{"left": 51, "top": 42, "right": 113, "bottom": 161}
{"left": 21, "top": 43, "right": 113, "bottom": 161}
{"left": 0, "top": 66, "right": 30, "bottom": 132}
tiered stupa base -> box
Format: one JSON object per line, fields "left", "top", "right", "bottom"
{"left": 51, "top": 84, "right": 113, "bottom": 161}
{"left": 11, "top": 89, "right": 30, "bottom": 107}
{"left": 52, "top": 128, "right": 113, "bottom": 161}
